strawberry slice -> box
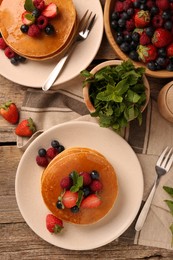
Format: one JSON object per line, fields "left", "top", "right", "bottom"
{"left": 42, "top": 3, "right": 58, "bottom": 18}
{"left": 62, "top": 190, "right": 78, "bottom": 209}
{"left": 46, "top": 214, "right": 64, "bottom": 233}
{"left": 81, "top": 194, "right": 102, "bottom": 209}
{"left": 22, "top": 11, "right": 35, "bottom": 25}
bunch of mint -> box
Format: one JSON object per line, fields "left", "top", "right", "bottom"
{"left": 163, "top": 185, "right": 173, "bottom": 246}
{"left": 81, "top": 60, "right": 147, "bottom": 132}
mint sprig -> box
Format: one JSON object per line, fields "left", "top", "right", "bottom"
{"left": 163, "top": 185, "right": 173, "bottom": 247}
{"left": 70, "top": 171, "right": 83, "bottom": 192}
{"left": 24, "top": 0, "right": 35, "bottom": 12}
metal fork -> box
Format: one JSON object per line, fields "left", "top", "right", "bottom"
{"left": 135, "top": 147, "right": 173, "bottom": 232}
{"left": 42, "top": 10, "right": 96, "bottom": 91}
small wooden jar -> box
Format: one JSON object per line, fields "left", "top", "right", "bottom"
{"left": 157, "top": 81, "right": 173, "bottom": 123}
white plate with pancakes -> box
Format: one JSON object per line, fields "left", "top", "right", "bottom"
{"left": 0, "top": 0, "right": 103, "bottom": 87}
{"left": 15, "top": 121, "right": 144, "bottom": 250}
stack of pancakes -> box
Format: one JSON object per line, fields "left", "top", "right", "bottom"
{"left": 0, "top": 0, "right": 77, "bottom": 60}
{"left": 41, "top": 147, "right": 118, "bottom": 225}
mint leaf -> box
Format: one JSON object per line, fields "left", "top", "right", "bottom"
{"left": 70, "top": 171, "right": 83, "bottom": 192}
{"left": 163, "top": 186, "right": 173, "bottom": 197}
{"left": 25, "top": 13, "right": 35, "bottom": 23}
{"left": 24, "top": 0, "right": 35, "bottom": 12}
{"left": 126, "top": 90, "right": 141, "bottom": 103}
{"left": 76, "top": 190, "right": 84, "bottom": 208}
{"left": 165, "top": 200, "right": 173, "bottom": 215}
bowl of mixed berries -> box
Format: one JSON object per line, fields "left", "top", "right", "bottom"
{"left": 104, "top": 0, "right": 173, "bottom": 77}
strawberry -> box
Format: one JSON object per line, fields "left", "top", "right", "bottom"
{"left": 152, "top": 28, "right": 173, "bottom": 48}
{"left": 134, "top": 10, "right": 150, "bottom": 28}
{"left": 167, "top": 43, "right": 173, "bottom": 58}
{"left": 60, "top": 176, "right": 72, "bottom": 190}
{"left": 46, "top": 214, "right": 64, "bottom": 233}
{"left": 0, "top": 101, "right": 19, "bottom": 124}
{"left": 62, "top": 190, "right": 78, "bottom": 208}
{"left": 22, "top": 11, "right": 35, "bottom": 25}
{"left": 137, "top": 44, "right": 158, "bottom": 63}
{"left": 15, "top": 117, "right": 36, "bottom": 137}
{"left": 42, "top": 3, "right": 59, "bottom": 18}
{"left": 139, "top": 32, "right": 150, "bottom": 45}
{"left": 81, "top": 194, "right": 102, "bottom": 209}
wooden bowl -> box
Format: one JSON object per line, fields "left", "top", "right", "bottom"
{"left": 83, "top": 60, "right": 150, "bottom": 114}
{"left": 104, "top": 0, "right": 173, "bottom": 78}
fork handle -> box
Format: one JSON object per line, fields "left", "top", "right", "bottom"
{"left": 135, "top": 181, "right": 157, "bottom": 231}
{"left": 42, "top": 42, "right": 77, "bottom": 91}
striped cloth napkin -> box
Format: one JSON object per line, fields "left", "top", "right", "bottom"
{"left": 17, "top": 75, "right": 173, "bottom": 250}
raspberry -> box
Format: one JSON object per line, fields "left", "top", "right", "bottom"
{"left": 146, "top": 0, "right": 155, "bottom": 9}
{"left": 123, "top": 0, "right": 132, "bottom": 11}
{"left": 0, "top": 38, "right": 7, "bottom": 50}
{"left": 156, "top": 0, "right": 170, "bottom": 11}
{"left": 27, "top": 24, "right": 41, "bottom": 37}
{"left": 79, "top": 172, "right": 92, "bottom": 186}
{"left": 90, "top": 180, "right": 103, "bottom": 192}
{"left": 36, "top": 15, "right": 48, "bottom": 29}
{"left": 4, "top": 47, "right": 15, "bottom": 59}
{"left": 114, "top": 1, "right": 124, "bottom": 12}
{"left": 152, "top": 15, "right": 163, "bottom": 28}
{"left": 60, "top": 176, "right": 72, "bottom": 190}
{"left": 36, "top": 155, "right": 49, "bottom": 167}
{"left": 33, "top": 0, "right": 45, "bottom": 10}
{"left": 46, "top": 147, "right": 58, "bottom": 159}
{"left": 140, "top": 32, "right": 151, "bottom": 45}
{"left": 126, "top": 19, "right": 135, "bottom": 31}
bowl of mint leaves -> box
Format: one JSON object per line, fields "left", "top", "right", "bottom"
{"left": 81, "top": 59, "right": 150, "bottom": 132}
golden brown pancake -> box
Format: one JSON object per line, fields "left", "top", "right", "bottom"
{"left": 41, "top": 147, "right": 118, "bottom": 225}
{"left": 0, "top": 0, "right": 76, "bottom": 58}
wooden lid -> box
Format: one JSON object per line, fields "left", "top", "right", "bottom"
{"left": 157, "top": 81, "right": 173, "bottom": 123}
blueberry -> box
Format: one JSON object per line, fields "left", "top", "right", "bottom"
{"left": 139, "top": 4, "right": 147, "bottom": 10}
{"left": 18, "top": 56, "right": 26, "bottom": 63}
{"left": 158, "top": 48, "right": 167, "bottom": 58}
{"left": 111, "top": 11, "right": 119, "bottom": 21}
{"left": 38, "top": 148, "right": 47, "bottom": 157}
{"left": 162, "top": 11, "right": 171, "bottom": 20}
{"left": 56, "top": 200, "right": 63, "bottom": 209}
{"left": 131, "top": 32, "right": 140, "bottom": 42}
{"left": 116, "top": 35, "right": 124, "bottom": 45}
{"left": 90, "top": 170, "right": 100, "bottom": 180}
{"left": 121, "top": 12, "right": 129, "bottom": 20}
{"left": 71, "top": 205, "right": 79, "bottom": 213}
{"left": 151, "top": 6, "right": 159, "bottom": 15}
{"left": 20, "top": 24, "right": 29, "bottom": 33}
{"left": 51, "top": 140, "right": 60, "bottom": 148}
{"left": 145, "top": 27, "right": 154, "bottom": 37}
{"left": 129, "top": 50, "right": 139, "bottom": 61}
{"left": 83, "top": 186, "right": 91, "bottom": 197}
{"left": 10, "top": 57, "right": 19, "bottom": 65}
{"left": 32, "top": 9, "right": 40, "bottom": 18}
{"left": 120, "top": 42, "right": 130, "bottom": 53}
{"left": 164, "top": 21, "right": 173, "bottom": 30}
{"left": 130, "top": 41, "right": 138, "bottom": 50}
{"left": 133, "top": 1, "right": 140, "bottom": 8}
{"left": 166, "top": 62, "right": 173, "bottom": 71}
{"left": 57, "top": 145, "right": 65, "bottom": 153}
{"left": 118, "top": 18, "right": 126, "bottom": 28}
{"left": 127, "top": 8, "right": 134, "bottom": 17}
{"left": 156, "top": 57, "right": 166, "bottom": 67}
{"left": 124, "top": 34, "right": 132, "bottom": 43}
{"left": 111, "top": 20, "right": 118, "bottom": 30}
{"left": 45, "top": 24, "right": 55, "bottom": 35}
{"left": 147, "top": 61, "right": 157, "bottom": 71}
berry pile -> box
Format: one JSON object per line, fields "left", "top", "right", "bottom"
{"left": 110, "top": 0, "right": 173, "bottom": 71}
{"left": 56, "top": 170, "right": 103, "bottom": 213}
{"left": 0, "top": 33, "right": 26, "bottom": 65}
{"left": 36, "top": 139, "right": 65, "bottom": 167}
{"left": 20, "top": 0, "right": 58, "bottom": 37}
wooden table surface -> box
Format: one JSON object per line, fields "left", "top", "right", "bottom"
{"left": 1, "top": 1, "right": 173, "bottom": 259}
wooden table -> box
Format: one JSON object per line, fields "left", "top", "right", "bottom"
{"left": 1, "top": 1, "right": 173, "bottom": 259}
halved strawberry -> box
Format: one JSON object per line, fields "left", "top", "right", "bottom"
{"left": 42, "top": 3, "right": 59, "bottom": 18}
{"left": 81, "top": 194, "right": 102, "bottom": 209}
{"left": 22, "top": 11, "right": 35, "bottom": 25}
{"left": 62, "top": 190, "right": 78, "bottom": 209}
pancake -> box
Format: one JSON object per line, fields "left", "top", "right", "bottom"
{"left": 41, "top": 147, "right": 118, "bottom": 225}
{"left": 0, "top": 0, "right": 76, "bottom": 58}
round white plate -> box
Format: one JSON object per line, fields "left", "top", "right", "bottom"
{"left": 0, "top": 0, "right": 103, "bottom": 88}
{"left": 15, "top": 121, "right": 144, "bottom": 250}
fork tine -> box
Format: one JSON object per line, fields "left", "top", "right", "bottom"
{"left": 165, "top": 151, "right": 173, "bottom": 171}
{"left": 156, "top": 146, "right": 169, "bottom": 166}
{"left": 162, "top": 148, "right": 173, "bottom": 168}
{"left": 82, "top": 11, "right": 93, "bottom": 32}
{"left": 78, "top": 10, "right": 89, "bottom": 31}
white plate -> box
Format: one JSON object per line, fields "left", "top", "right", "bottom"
{"left": 15, "top": 121, "right": 143, "bottom": 250}
{"left": 0, "top": 0, "right": 103, "bottom": 88}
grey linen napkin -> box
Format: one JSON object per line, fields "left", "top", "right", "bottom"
{"left": 17, "top": 76, "right": 173, "bottom": 250}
